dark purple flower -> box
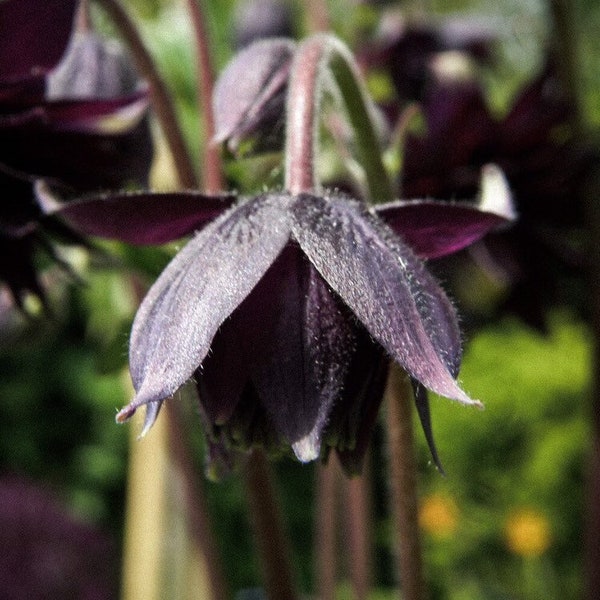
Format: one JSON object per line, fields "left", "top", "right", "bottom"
{"left": 47, "top": 167, "right": 512, "bottom": 467}
{"left": 358, "top": 12, "right": 497, "bottom": 103}
{"left": 0, "top": 0, "right": 153, "bottom": 306}
{"left": 0, "top": 475, "right": 118, "bottom": 600}
{"left": 401, "top": 59, "right": 594, "bottom": 328}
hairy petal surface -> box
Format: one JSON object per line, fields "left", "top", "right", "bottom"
{"left": 245, "top": 245, "right": 355, "bottom": 461}
{"left": 118, "top": 195, "right": 293, "bottom": 431}
{"left": 36, "top": 183, "right": 237, "bottom": 245}
{"left": 377, "top": 164, "right": 515, "bottom": 259}
{"left": 292, "top": 193, "right": 479, "bottom": 406}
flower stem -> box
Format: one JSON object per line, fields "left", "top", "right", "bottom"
{"left": 166, "top": 404, "right": 229, "bottom": 600}
{"left": 95, "top": 0, "right": 198, "bottom": 189}
{"left": 345, "top": 469, "right": 371, "bottom": 599}
{"left": 315, "top": 460, "right": 338, "bottom": 600}
{"left": 285, "top": 34, "right": 393, "bottom": 202}
{"left": 244, "top": 449, "right": 299, "bottom": 600}
{"left": 186, "top": 0, "right": 224, "bottom": 194}
{"left": 385, "top": 364, "right": 425, "bottom": 600}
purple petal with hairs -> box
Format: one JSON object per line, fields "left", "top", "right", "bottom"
{"left": 377, "top": 164, "right": 515, "bottom": 259}
{"left": 118, "top": 194, "right": 293, "bottom": 430}
{"left": 291, "top": 193, "right": 479, "bottom": 407}
{"left": 213, "top": 38, "right": 295, "bottom": 145}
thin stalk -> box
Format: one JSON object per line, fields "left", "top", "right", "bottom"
{"left": 186, "top": 0, "right": 224, "bottom": 193}
{"left": 121, "top": 395, "right": 169, "bottom": 600}
{"left": 385, "top": 364, "right": 425, "bottom": 600}
{"left": 315, "top": 460, "right": 338, "bottom": 600}
{"left": 546, "top": 3, "right": 600, "bottom": 599}
{"left": 304, "top": 0, "right": 330, "bottom": 32}
{"left": 345, "top": 468, "right": 371, "bottom": 600}
{"left": 284, "top": 35, "right": 325, "bottom": 194}
{"left": 244, "top": 449, "right": 299, "bottom": 600}
{"left": 284, "top": 34, "right": 393, "bottom": 202}
{"left": 166, "top": 404, "right": 229, "bottom": 600}
{"left": 95, "top": 0, "right": 198, "bottom": 189}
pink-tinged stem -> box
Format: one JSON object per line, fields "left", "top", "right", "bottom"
{"left": 305, "top": 0, "right": 330, "bottom": 32}
{"left": 284, "top": 35, "right": 326, "bottom": 194}
{"left": 244, "top": 449, "right": 299, "bottom": 600}
{"left": 186, "top": 0, "right": 224, "bottom": 194}
{"left": 315, "top": 460, "right": 338, "bottom": 600}
{"left": 95, "top": 0, "right": 198, "bottom": 189}
{"left": 345, "top": 468, "right": 371, "bottom": 599}
{"left": 385, "top": 364, "right": 425, "bottom": 600}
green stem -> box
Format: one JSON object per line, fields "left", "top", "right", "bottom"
{"left": 166, "top": 405, "right": 229, "bottom": 600}
{"left": 95, "top": 0, "right": 198, "bottom": 189}
{"left": 285, "top": 34, "right": 394, "bottom": 202}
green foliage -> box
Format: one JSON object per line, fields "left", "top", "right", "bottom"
{"left": 416, "top": 312, "right": 590, "bottom": 599}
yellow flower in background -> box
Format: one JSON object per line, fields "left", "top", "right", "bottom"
{"left": 504, "top": 508, "right": 552, "bottom": 557}
{"left": 419, "top": 493, "right": 459, "bottom": 538}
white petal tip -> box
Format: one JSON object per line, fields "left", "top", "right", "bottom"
{"left": 479, "top": 164, "right": 517, "bottom": 221}
{"left": 292, "top": 434, "right": 321, "bottom": 463}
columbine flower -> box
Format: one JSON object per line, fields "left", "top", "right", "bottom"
{"left": 44, "top": 162, "right": 513, "bottom": 467}
{"left": 400, "top": 56, "right": 595, "bottom": 328}
{"left": 0, "top": 0, "right": 152, "bottom": 305}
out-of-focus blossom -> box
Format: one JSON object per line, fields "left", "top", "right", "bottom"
{"left": 401, "top": 58, "right": 595, "bottom": 328}
{"left": 504, "top": 507, "right": 552, "bottom": 557}
{"left": 359, "top": 12, "right": 497, "bottom": 103}
{"left": 213, "top": 38, "right": 295, "bottom": 154}
{"left": 0, "top": 475, "right": 118, "bottom": 600}
{"left": 233, "top": 0, "right": 295, "bottom": 50}
{"left": 0, "top": 0, "right": 153, "bottom": 306}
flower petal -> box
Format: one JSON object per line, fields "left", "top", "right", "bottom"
{"left": 376, "top": 164, "right": 515, "bottom": 259}
{"left": 245, "top": 245, "right": 356, "bottom": 461}
{"left": 412, "top": 382, "right": 444, "bottom": 473}
{"left": 292, "top": 193, "right": 479, "bottom": 406}
{"left": 213, "top": 38, "right": 295, "bottom": 146}
{"left": 330, "top": 332, "right": 389, "bottom": 475}
{"left": 36, "top": 182, "right": 237, "bottom": 245}
{"left": 118, "top": 194, "right": 293, "bottom": 425}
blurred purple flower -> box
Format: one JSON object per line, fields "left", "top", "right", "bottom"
{"left": 0, "top": 475, "right": 118, "bottom": 600}
{"left": 401, "top": 59, "right": 595, "bottom": 328}
{"left": 0, "top": 0, "right": 153, "bottom": 306}
{"left": 359, "top": 12, "right": 497, "bottom": 103}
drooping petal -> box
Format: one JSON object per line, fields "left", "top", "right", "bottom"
{"left": 195, "top": 316, "right": 251, "bottom": 426}
{"left": 243, "top": 245, "right": 356, "bottom": 461}
{"left": 376, "top": 164, "right": 515, "bottom": 259}
{"left": 118, "top": 194, "right": 293, "bottom": 428}
{"left": 46, "top": 31, "right": 141, "bottom": 101}
{"left": 213, "top": 38, "right": 295, "bottom": 147}
{"left": 292, "top": 192, "right": 480, "bottom": 406}
{"left": 412, "top": 381, "right": 444, "bottom": 473}
{"left": 0, "top": 106, "right": 152, "bottom": 190}
{"left": 36, "top": 182, "right": 237, "bottom": 245}
{"left": 329, "top": 331, "right": 389, "bottom": 475}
